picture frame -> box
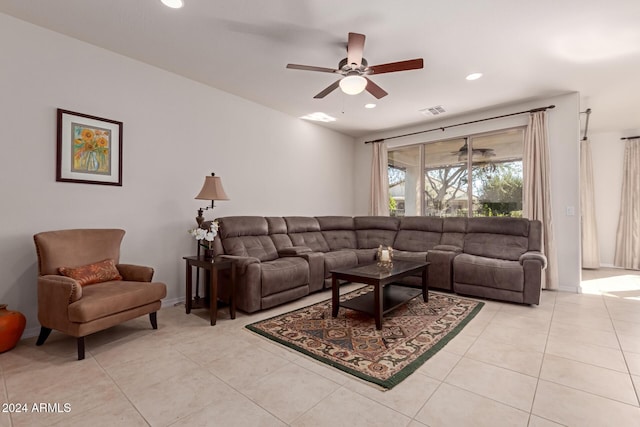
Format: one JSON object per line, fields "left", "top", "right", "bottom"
{"left": 56, "top": 109, "right": 123, "bottom": 186}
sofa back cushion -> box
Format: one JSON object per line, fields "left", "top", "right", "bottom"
{"left": 266, "top": 216, "right": 293, "bottom": 251}
{"left": 394, "top": 217, "right": 442, "bottom": 252}
{"left": 34, "top": 228, "right": 125, "bottom": 276}
{"left": 218, "top": 216, "right": 278, "bottom": 261}
{"left": 463, "top": 217, "right": 530, "bottom": 261}
{"left": 316, "top": 216, "right": 357, "bottom": 250}
{"left": 285, "top": 217, "right": 330, "bottom": 252}
{"left": 354, "top": 216, "right": 400, "bottom": 249}
{"left": 441, "top": 217, "right": 468, "bottom": 247}
{"left": 528, "top": 220, "right": 542, "bottom": 251}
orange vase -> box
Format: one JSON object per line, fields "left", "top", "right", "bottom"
{"left": 0, "top": 304, "right": 26, "bottom": 353}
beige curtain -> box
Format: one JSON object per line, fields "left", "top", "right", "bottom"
{"left": 614, "top": 138, "right": 640, "bottom": 270}
{"left": 370, "top": 141, "right": 390, "bottom": 216}
{"left": 523, "top": 111, "right": 559, "bottom": 290}
{"left": 580, "top": 138, "right": 600, "bottom": 269}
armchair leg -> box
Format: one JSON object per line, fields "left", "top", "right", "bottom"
{"left": 35, "top": 327, "right": 52, "bottom": 346}
{"left": 77, "top": 337, "right": 85, "bottom": 360}
{"left": 149, "top": 312, "right": 158, "bottom": 329}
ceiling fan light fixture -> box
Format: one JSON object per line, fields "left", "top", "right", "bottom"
{"left": 160, "top": 0, "right": 184, "bottom": 9}
{"left": 339, "top": 75, "right": 367, "bottom": 95}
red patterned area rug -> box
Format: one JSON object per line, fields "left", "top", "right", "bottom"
{"left": 246, "top": 287, "right": 484, "bottom": 389}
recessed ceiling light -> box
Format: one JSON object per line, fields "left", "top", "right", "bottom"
{"left": 161, "top": 0, "right": 184, "bottom": 9}
{"left": 300, "top": 112, "right": 337, "bottom": 123}
{"left": 365, "top": 103, "right": 376, "bottom": 109}
{"left": 466, "top": 72, "right": 483, "bottom": 81}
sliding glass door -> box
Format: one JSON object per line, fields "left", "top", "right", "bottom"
{"left": 389, "top": 128, "right": 524, "bottom": 218}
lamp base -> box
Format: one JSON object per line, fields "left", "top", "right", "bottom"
{"left": 196, "top": 208, "right": 205, "bottom": 227}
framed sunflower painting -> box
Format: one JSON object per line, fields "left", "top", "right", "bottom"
{"left": 56, "top": 109, "right": 123, "bottom": 186}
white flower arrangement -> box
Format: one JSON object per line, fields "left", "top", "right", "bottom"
{"left": 189, "top": 220, "right": 219, "bottom": 250}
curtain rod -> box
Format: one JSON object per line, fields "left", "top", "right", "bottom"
{"left": 621, "top": 136, "right": 640, "bottom": 140}
{"left": 364, "top": 105, "right": 555, "bottom": 144}
{"left": 581, "top": 108, "right": 592, "bottom": 141}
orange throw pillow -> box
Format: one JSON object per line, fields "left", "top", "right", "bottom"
{"left": 59, "top": 259, "right": 123, "bottom": 286}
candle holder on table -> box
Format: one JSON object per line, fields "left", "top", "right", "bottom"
{"left": 377, "top": 245, "right": 394, "bottom": 269}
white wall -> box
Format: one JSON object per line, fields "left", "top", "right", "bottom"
{"left": 354, "top": 93, "right": 581, "bottom": 293}
{"left": 0, "top": 13, "right": 356, "bottom": 336}
{"left": 588, "top": 129, "right": 639, "bottom": 266}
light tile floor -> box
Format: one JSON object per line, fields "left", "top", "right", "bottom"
{"left": 1, "top": 268, "right": 640, "bottom": 426}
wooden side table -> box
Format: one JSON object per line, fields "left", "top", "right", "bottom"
{"left": 183, "top": 256, "right": 236, "bottom": 326}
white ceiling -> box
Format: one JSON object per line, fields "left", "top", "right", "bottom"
{"left": 1, "top": 0, "right": 639, "bottom": 137}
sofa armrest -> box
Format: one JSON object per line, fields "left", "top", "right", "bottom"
{"left": 278, "top": 246, "right": 312, "bottom": 256}
{"left": 218, "top": 255, "right": 261, "bottom": 274}
{"left": 38, "top": 275, "right": 82, "bottom": 304}
{"left": 117, "top": 264, "right": 155, "bottom": 282}
{"left": 432, "top": 245, "right": 462, "bottom": 253}
{"left": 519, "top": 251, "right": 547, "bottom": 269}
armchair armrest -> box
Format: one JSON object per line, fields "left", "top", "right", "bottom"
{"left": 218, "top": 255, "right": 260, "bottom": 274}
{"left": 38, "top": 274, "right": 82, "bottom": 305}
{"left": 432, "top": 245, "right": 462, "bottom": 253}
{"left": 278, "top": 246, "right": 312, "bottom": 256}
{"left": 116, "top": 264, "right": 155, "bottom": 282}
{"left": 519, "top": 251, "right": 547, "bottom": 269}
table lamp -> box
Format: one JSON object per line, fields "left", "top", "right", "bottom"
{"left": 195, "top": 172, "right": 229, "bottom": 226}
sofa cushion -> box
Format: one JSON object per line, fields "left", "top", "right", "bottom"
{"left": 454, "top": 254, "right": 524, "bottom": 292}
{"left": 316, "top": 216, "right": 355, "bottom": 231}
{"left": 68, "top": 280, "right": 167, "bottom": 322}
{"left": 354, "top": 217, "right": 399, "bottom": 249}
{"left": 222, "top": 236, "right": 279, "bottom": 262}
{"left": 399, "top": 217, "right": 443, "bottom": 232}
{"left": 285, "top": 217, "right": 331, "bottom": 252}
{"left": 285, "top": 216, "right": 321, "bottom": 233}
{"left": 317, "top": 216, "right": 357, "bottom": 251}
{"left": 393, "top": 250, "right": 428, "bottom": 263}
{"left": 321, "top": 230, "right": 357, "bottom": 251}
{"left": 467, "top": 217, "right": 529, "bottom": 236}
{"left": 323, "top": 250, "right": 359, "bottom": 278}
{"left": 394, "top": 230, "right": 440, "bottom": 252}
{"left": 441, "top": 217, "right": 468, "bottom": 247}
{"left": 260, "top": 257, "right": 309, "bottom": 297}
{"left": 219, "top": 216, "right": 268, "bottom": 238}
{"left": 59, "top": 259, "right": 122, "bottom": 287}
{"left": 464, "top": 233, "right": 529, "bottom": 261}
{"left": 266, "top": 217, "right": 293, "bottom": 251}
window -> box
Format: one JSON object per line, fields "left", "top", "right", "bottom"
{"left": 388, "top": 145, "right": 421, "bottom": 216}
{"left": 389, "top": 128, "right": 524, "bottom": 217}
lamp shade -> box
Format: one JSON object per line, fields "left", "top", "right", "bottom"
{"left": 339, "top": 75, "right": 367, "bottom": 95}
{"left": 195, "top": 175, "right": 229, "bottom": 201}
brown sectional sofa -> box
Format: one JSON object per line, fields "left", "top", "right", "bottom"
{"left": 211, "top": 216, "right": 546, "bottom": 313}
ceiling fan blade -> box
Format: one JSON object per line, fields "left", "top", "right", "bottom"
{"left": 364, "top": 77, "right": 388, "bottom": 99}
{"left": 368, "top": 58, "right": 424, "bottom": 75}
{"left": 346, "top": 32, "right": 366, "bottom": 67}
{"left": 313, "top": 80, "right": 341, "bottom": 99}
{"left": 286, "top": 64, "right": 339, "bottom": 74}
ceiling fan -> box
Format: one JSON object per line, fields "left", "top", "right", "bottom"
{"left": 453, "top": 141, "right": 495, "bottom": 161}
{"left": 286, "top": 32, "right": 424, "bottom": 99}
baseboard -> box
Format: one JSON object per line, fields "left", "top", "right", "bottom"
{"left": 558, "top": 284, "right": 580, "bottom": 293}
{"left": 598, "top": 263, "right": 623, "bottom": 269}
{"left": 22, "top": 297, "right": 186, "bottom": 340}
{"left": 162, "top": 297, "right": 184, "bottom": 308}
{"left": 23, "top": 326, "right": 41, "bottom": 339}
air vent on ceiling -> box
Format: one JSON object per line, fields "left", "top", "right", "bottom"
{"left": 420, "top": 105, "right": 446, "bottom": 116}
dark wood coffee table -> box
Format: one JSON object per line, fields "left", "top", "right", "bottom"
{"left": 331, "top": 260, "right": 429, "bottom": 330}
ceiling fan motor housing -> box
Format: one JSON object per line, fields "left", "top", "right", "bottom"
{"left": 339, "top": 57, "right": 368, "bottom": 74}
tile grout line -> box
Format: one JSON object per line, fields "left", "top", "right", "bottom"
{"left": 89, "top": 350, "right": 153, "bottom": 427}
{"left": 527, "top": 288, "right": 557, "bottom": 426}
{"left": 605, "top": 289, "right": 640, "bottom": 408}
{"left": 409, "top": 301, "right": 499, "bottom": 425}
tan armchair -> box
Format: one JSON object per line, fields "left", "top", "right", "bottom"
{"left": 33, "top": 229, "right": 167, "bottom": 360}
